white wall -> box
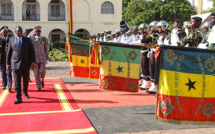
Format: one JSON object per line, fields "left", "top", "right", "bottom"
{"left": 190, "top": 0, "right": 213, "bottom": 12}
{"left": 0, "top": 0, "right": 122, "bottom": 39}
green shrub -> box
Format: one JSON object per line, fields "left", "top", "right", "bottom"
{"left": 49, "top": 48, "right": 69, "bottom": 61}
{"left": 53, "top": 41, "right": 66, "bottom": 49}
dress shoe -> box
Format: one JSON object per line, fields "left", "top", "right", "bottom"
{"left": 148, "top": 91, "right": 157, "bottom": 94}
{"left": 24, "top": 93, "right": 29, "bottom": 99}
{"left": 41, "top": 82, "right": 44, "bottom": 88}
{"left": 14, "top": 99, "right": 22, "bottom": 104}
{"left": 2, "top": 86, "right": 6, "bottom": 90}
{"left": 38, "top": 88, "right": 41, "bottom": 91}
{"left": 8, "top": 88, "right": 11, "bottom": 93}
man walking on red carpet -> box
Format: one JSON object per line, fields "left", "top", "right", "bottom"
{"left": 6, "top": 26, "right": 36, "bottom": 104}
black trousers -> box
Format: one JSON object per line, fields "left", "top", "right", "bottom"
{"left": 0, "top": 64, "right": 7, "bottom": 87}
{"left": 13, "top": 68, "right": 30, "bottom": 99}
{"left": 140, "top": 51, "right": 150, "bottom": 81}
{"left": 149, "top": 51, "right": 155, "bottom": 82}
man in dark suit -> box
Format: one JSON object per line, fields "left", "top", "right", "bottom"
{"left": 0, "top": 26, "right": 12, "bottom": 92}
{"left": 6, "top": 26, "right": 36, "bottom": 104}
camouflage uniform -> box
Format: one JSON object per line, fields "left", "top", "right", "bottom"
{"left": 180, "top": 29, "right": 203, "bottom": 48}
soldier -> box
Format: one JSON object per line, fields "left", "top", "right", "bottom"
{"left": 0, "top": 26, "right": 12, "bottom": 92}
{"left": 166, "top": 19, "right": 186, "bottom": 46}
{"left": 155, "top": 20, "right": 169, "bottom": 45}
{"left": 118, "top": 28, "right": 126, "bottom": 43}
{"left": 141, "top": 21, "right": 158, "bottom": 44}
{"left": 125, "top": 26, "right": 139, "bottom": 44}
{"left": 110, "top": 33, "right": 116, "bottom": 42}
{"left": 99, "top": 32, "right": 104, "bottom": 42}
{"left": 178, "top": 17, "right": 203, "bottom": 48}
{"left": 133, "top": 23, "right": 148, "bottom": 45}
{"left": 30, "top": 26, "right": 49, "bottom": 91}
{"left": 96, "top": 33, "right": 100, "bottom": 42}
{"left": 206, "top": 12, "right": 215, "bottom": 50}
{"left": 198, "top": 21, "right": 212, "bottom": 49}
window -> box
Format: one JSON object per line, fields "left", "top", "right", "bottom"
{"left": 27, "top": 0, "right": 36, "bottom": 3}
{"left": 1, "top": 4, "right": 12, "bottom": 16}
{"left": 101, "top": 2, "right": 114, "bottom": 14}
{"left": 51, "top": 0, "right": 60, "bottom": 4}
{"left": 51, "top": 5, "right": 60, "bottom": 16}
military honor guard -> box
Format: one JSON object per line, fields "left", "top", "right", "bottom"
{"left": 198, "top": 21, "right": 212, "bottom": 49}
{"left": 179, "top": 17, "right": 203, "bottom": 48}
{"left": 30, "top": 26, "right": 49, "bottom": 91}
{"left": 206, "top": 12, "right": 215, "bottom": 50}
{"left": 0, "top": 26, "right": 12, "bottom": 92}
{"left": 125, "top": 26, "right": 139, "bottom": 44}
{"left": 166, "top": 19, "right": 186, "bottom": 46}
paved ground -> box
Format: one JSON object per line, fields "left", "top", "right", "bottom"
{"left": 33, "top": 62, "right": 215, "bottom": 134}
{"left": 30, "top": 61, "right": 71, "bottom": 78}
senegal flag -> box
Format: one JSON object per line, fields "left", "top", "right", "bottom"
{"left": 156, "top": 46, "right": 215, "bottom": 125}
{"left": 70, "top": 40, "right": 90, "bottom": 78}
{"left": 99, "top": 42, "right": 142, "bottom": 92}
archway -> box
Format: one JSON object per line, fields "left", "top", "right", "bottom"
{"left": 0, "top": 0, "right": 14, "bottom": 21}
{"left": 49, "top": 29, "right": 66, "bottom": 42}
{"left": 22, "top": 0, "right": 40, "bottom": 21}
{"left": 48, "top": 0, "right": 65, "bottom": 21}
{"left": 74, "top": 29, "right": 90, "bottom": 38}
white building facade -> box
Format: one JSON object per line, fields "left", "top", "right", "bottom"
{"left": 0, "top": 0, "right": 122, "bottom": 41}
{"left": 190, "top": 0, "right": 213, "bottom": 14}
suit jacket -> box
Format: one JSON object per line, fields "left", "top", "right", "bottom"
{"left": 0, "top": 37, "right": 9, "bottom": 64}
{"left": 30, "top": 36, "right": 49, "bottom": 64}
{"left": 6, "top": 36, "right": 36, "bottom": 70}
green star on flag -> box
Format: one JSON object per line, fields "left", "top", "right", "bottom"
{"left": 80, "top": 59, "right": 85, "bottom": 64}
{"left": 116, "top": 66, "right": 123, "bottom": 73}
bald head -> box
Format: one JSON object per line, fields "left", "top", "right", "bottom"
{"left": 15, "top": 26, "right": 23, "bottom": 37}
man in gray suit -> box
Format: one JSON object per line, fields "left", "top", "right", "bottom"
{"left": 6, "top": 26, "right": 36, "bottom": 104}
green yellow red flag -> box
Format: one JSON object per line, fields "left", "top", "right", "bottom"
{"left": 70, "top": 40, "right": 90, "bottom": 78}
{"left": 99, "top": 42, "right": 142, "bottom": 92}
{"left": 156, "top": 46, "right": 215, "bottom": 125}
{"left": 68, "top": 0, "right": 73, "bottom": 33}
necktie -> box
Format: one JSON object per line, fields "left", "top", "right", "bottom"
{"left": 18, "top": 38, "right": 21, "bottom": 50}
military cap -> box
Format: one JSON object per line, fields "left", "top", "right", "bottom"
{"left": 105, "top": 30, "right": 111, "bottom": 33}
{"left": 211, "top": 12, "right": 215, "bottom": 16}
{"left": 34, "top": 26, "right": 42, "bottom": 31}
{"left": 192, "top": 17, "right": 202, "bottom": 22}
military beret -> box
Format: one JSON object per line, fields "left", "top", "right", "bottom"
{"left": 174, "top": 19, "right": 183, "bottom": 23}
{"left": 192, "top": 17, "right": 202, "bottom": 22}
{"left": 211, "top": 12, "right": 215, "bottom": 16}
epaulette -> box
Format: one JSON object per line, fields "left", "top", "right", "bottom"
{"left": 42, "top": 36, "right": 48, "bottom": 40}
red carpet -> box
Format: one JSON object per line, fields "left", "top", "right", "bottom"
{"left": 66, "top": 83, "right": 156, "bottom": 109}
{"left": 0, "top": 79, "right": 96, "bottom": 134}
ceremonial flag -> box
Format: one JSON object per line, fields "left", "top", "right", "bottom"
{"left": 68, "top": 0, "right": 73, "bottom": 33}
{"left": 156, "top": 46, "right": 215, "bottom": 125}
{"left": 99, "top": 42, "right": 142, "bottom": 92}
{"left": 70, "top": 40, "right": 90, "bottom": 78}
